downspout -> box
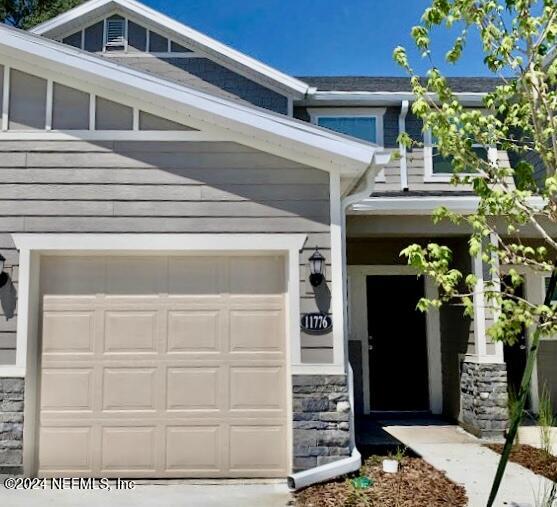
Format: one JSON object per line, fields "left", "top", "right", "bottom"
{"left": 399, "top": 100, "right": 409, "bottom": 191}
{"left": 288, "top": 363, "right": 361, "bottom": 490}
{"left": 288, "top": 152, "right": 388, "bottom": 490}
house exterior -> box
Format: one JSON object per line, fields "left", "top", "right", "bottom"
{"left": 0, "top": 0, "right": 552, "bottom": 479}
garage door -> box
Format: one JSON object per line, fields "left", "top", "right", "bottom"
{"left": 37, "top": 255, "right": 288, "bottom": 478}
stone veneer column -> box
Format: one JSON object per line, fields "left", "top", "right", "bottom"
{"left": 460, "top": 362, "right": 508, "bottom": 438}
{"left": 460, "top": 239, "right": 508, "bottom": 438}
{"left": 0, "top": 378, "right": 24, "bottom": 475}
{"left": 292, "top": 375, "right": 351, "bottom": 472}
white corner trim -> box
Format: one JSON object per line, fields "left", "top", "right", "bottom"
{"left": 399, "top": 100, "right": 409, "bottom": 190}
{"left": 0, "top": 366, "right": 26, "bottom": 377}
{"left": 329, "top": 172, "right": 345, "bottom": 369}
{"left": 14, "top": 248, "right": 31, "bottom": 371}
{"left": 89, "top": 93, "right": 96, "bottom": 130}
{"left": 523, "top": 270, "right": 543, "bottom": 413}
{"left": 45, "top": 79, "right": 53, "bottom": 131}
{"left": 1, "top": 65, "right": 9, "bottom": 131}
{"left": 472, "top": 251, "right": 487, "bottom": 357}
{"left": 424, "top": 276, "right": 443, "bottom": 414}
{"left": 291, "top": 365, "right": 346, "bottom": 375}
{"left": 30, "top": 0, "right": 310, "bottom": 96}
{"left": 132, "top": 108, "right": 139, "bottom": 130}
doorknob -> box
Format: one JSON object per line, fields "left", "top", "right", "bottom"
{"left": 368, "top": 335, "right": 373, "bottom": 351}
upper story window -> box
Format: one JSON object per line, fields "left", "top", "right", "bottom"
{"left": 318, "top": 116, "right": 377, "bottom": 143}
{"left": 308, "top": 108, "right": 385, "bottom": 146}
{"left": 424, "top": 129, "right": 494, "bottom": 180}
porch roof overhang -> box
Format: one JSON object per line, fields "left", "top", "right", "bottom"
{"left": 348, "top": 195, "right": 546, "bottom": 215}
{"left": 0, "top": 24, "right": 387, "bottom": 177}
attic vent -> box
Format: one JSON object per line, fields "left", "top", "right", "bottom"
{"left": 105, "top": 18, "right": 125, "bottom": 47}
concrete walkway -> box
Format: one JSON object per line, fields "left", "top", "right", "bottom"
{"left": 0, "top": 480, "right": 292, "bottom": 507}
{"left": 382, "top": 421, "right": 555, "bottom": 507}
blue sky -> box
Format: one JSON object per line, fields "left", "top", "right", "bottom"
{"left": 144, "top": 0, "right": 490, "bottom": 77}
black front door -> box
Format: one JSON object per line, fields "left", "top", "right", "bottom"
{"left": 366, "top": 275, "right": 429, "bottom": 411}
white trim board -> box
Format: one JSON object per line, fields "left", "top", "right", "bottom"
{"left": 347, "top": 265, "right": 443, "bottom": 415}
{"left": 30, "top": 0, "right": 310, "bottom": 97}
{"left": 300, "top": 91, "right": 487, "bottom": 107}
{"left": 0, "top": 131, "right": 225, "bottom": 141}
{"left": 0, "top": 26, "right": 381, "bottom": 176}
{"left": 12, "top": 233, "right": 306, "bottom": 253}
{"left": 349, "top": 195, "right": 546, "bottom": 215}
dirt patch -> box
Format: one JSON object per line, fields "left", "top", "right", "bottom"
{"left": 294, "top": 456, "right": 467, "bottom": 507}
{"left": 486, "top": 443, "right": 557, "bottom": 482}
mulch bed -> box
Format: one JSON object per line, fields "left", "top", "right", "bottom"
{"left": 294, "top": 455, "right": 467, "bottom": 507}
{"left": 486, "top": 443, "right": 557, "bottom": 482}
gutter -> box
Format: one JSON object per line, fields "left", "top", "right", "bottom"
{"left": 298, "top": 91, "right": 487, "bottom": 107}
{"left": 288, "top": 151, "right": 390, "bottom": 491}
{"left": 399, "top": 100, "right": 409, "bottom": 191}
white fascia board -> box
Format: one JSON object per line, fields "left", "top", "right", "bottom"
{"left": 0, "top": 26, "right": 377, "bottom": 175}
{"left": 349, "top": 196, "right": 480, "bottom": 215}
{"left": 300, "top": 91, "right": 487, "bottom": 107}
{"left": 349, "top": 195, "right": 546, "bottom": 215}
{"left": 30, "top": 0, "right": 310, "bottom": 97}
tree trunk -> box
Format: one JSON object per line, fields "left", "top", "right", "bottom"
{"left": 487, "top": 270, "right": 557, "bottom": 506}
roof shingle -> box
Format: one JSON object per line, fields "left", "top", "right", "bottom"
{"left": 297, "top": 76, "right": 502, "bottom": 93}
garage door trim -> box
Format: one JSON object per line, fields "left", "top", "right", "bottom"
{"left": 12, "top": 233, "right": 307, "bottom": 477}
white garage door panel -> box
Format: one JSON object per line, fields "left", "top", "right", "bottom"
{"left": 38, "top": 255, "right": 287, "bottom": 478}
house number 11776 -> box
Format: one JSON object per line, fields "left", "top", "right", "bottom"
{"left": 300, "top": 312, "right": 332, "bottom": 333}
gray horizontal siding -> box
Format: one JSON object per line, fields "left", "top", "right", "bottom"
{"left": 0, "top": 167, "right": 327, "bottom": 185}
{"left": 0, "top": 140, "right": 333, "bottom": 364}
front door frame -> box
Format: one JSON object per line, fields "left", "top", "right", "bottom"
{"left": 348, "top": 265, "right": 443, "bottom": 415}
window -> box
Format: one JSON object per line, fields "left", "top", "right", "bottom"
{"left": 425, "top": 130, "right": 492, "bottom": 179}
{"left": 308, "top": 108, "right": 385, "bottom": 146}
{"left": 545, "top": 277, "right": 557, "bottom": 303}
{"left": 105, "top": 16, "right": 125, "bottom": 50}
{"left": 317, "top": 116, "right": 377, "bottom": 143}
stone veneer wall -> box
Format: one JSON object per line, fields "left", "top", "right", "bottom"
{"left": 0, "top": 378, "right": 24, "bottom": 474}
{"left": 292, "top": 375, "right": 351, "bottom": 472}
{"left": 460, "top": 362, "right": 508, "bottom": 439}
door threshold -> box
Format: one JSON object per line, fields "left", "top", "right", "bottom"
{"left": 368, "top": 410, "right": 432, "bottom": 418}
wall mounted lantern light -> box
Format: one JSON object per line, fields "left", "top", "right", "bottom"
{"left": 0, "top": 254, "right": 7, "bottom": 289}
{"left": 308, "top": 247, "right": 326, "bottom": 287}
